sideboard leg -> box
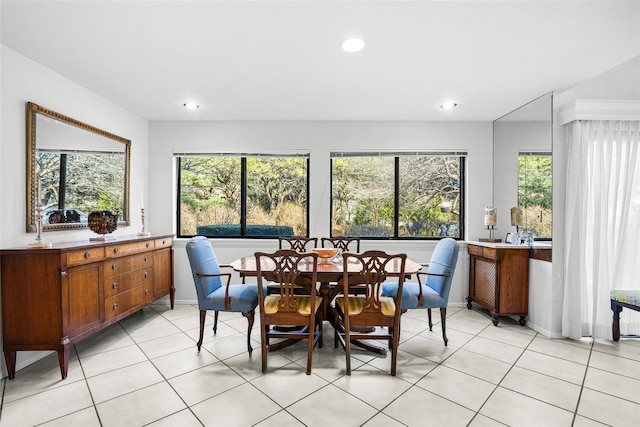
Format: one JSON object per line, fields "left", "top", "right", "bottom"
{"left": 57, "top": 346, "right": 70, "bottom": 380}
{"left": 169, "top": 286, "right": 176, "bottom": 309}
{"left": 4, "top": 350, "right": 16, "bottom": 379}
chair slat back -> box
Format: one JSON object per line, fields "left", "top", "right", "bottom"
{"left": 321, "top": 237, "right": 360, "bottom": 252}
{"left": 256, "top": 249, "right": 318, "bottom": 314}
{"left": 341, "top": 250, "right": 406, "bottom": 318}
{"left": 279, "top": 236, "right": 318, "bottom": 252}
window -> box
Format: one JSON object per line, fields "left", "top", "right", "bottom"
{"left": 518, "top": 152, "right": 552, "bottom": 239}
{"left": 177, "top": 154, "right": 309, "bottom": 238}
{"left": 331, "top": 152, "right": 465, "bottom": 239}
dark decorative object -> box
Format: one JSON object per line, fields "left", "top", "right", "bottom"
{"left": 88, "top": 210, "right": 118, "bottom": 241}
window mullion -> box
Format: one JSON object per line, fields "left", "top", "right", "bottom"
{"left": 241, "top": 157, "right": 247, "bottom": 237}
{"left": 394, "top": 157, "right": 400, "bottom": 238}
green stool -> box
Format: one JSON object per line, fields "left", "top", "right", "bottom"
{"left": 610, "top": 290, "right": 640, "bottom": 341}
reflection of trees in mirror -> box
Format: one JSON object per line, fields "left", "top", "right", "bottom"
{"left": 518, "top": 154, "right": 552, "bottom": 239}
{"left": 36, "top": 150, "right": 126, "bottom": 221}
{"left": 178, "top": 156, "right": 308, "bottom": 236}
{"left": 331, "top": 155, "right": 462, "bottom": 238}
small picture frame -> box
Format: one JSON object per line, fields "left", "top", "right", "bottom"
{"left": 505, "top": 232, "right": 514, "bottom": 244}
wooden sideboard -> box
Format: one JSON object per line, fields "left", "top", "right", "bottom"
{"left": 466, "top": 242, "right": 529, "bottom": 326}
{"left": 0, "top": 234, "right": 174, "bottom": 380}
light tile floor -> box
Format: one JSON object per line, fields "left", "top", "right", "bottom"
{"left": 1, "top": 304, "right": 638, "bottom": 427}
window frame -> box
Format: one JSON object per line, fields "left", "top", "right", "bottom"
{"left": 176, "top": 153, "right": 310, "bottom": 239}
{"left": 329, "top": 151, "right": 466, "bottom": 240}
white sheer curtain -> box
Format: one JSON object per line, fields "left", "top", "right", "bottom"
{"left": 562, "top": 120, "right": 640, "bottom": 339}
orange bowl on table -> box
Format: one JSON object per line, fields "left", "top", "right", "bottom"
{"left": 311, "top": 248, "right": 340, "bottom": 259}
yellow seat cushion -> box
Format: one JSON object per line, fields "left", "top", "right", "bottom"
{"left": 264, "top": 295, "right": 322, "bottom": 315}
{"left": 336, "top": 296, "right": 396, "bottom": 317}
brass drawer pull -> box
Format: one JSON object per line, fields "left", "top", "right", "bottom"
{"left": 113, "top": 302, "right": 118, "bottom": 310}
{"left": 145, "top": 289, "right": 150, "bottom": 295}
{"left": 144, "top": 255, "right": 149, "bottom": 262}
{"left": 112, "top": 282, "right": 118, "bottom": 289}
{"left": 84, "top": 251, "right": 91, "bottom": 259}
{"left": 113, "top": 247, "right": 119, "bottom": 254}
{"left": 146, "top": 242, "right": 151, "bottom": 248}
{"left": 144, "top": 272, "right": 149, "bottom": 278}
{"left": 112, "top": 263, "right": 118, "bottom": 270}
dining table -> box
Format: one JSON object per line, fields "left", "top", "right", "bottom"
{"left": 229, "top": 253, "right": 423, "bottom": 354}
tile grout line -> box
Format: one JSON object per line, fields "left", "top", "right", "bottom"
{"left": 570, "top": 338, "right": 594, "bottom": 426}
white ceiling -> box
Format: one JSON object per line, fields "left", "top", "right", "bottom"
{"left": 2, "top": 1, "right": 639, "bottom": 122}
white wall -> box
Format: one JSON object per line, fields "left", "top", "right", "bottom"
{"left": 0, "top": 45, "right": 150, "bottom": 376}
{"left": 148, "top": 121, "right": 493, "bottom": 306}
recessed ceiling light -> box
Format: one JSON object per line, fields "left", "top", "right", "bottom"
{"left": 342, "top": 38, "right": 365, "bottom": 53}
{"left": 440, "top": 102, "right": 458, "bottom": 110}
{"left": 183, "top": 102, "right": 200, "bottom": 110}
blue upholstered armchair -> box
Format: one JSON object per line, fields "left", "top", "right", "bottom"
{"left": 186, "top": 236, "right": 260, "bottom": 354}
{"left": 382, "top": 238, "right": 460, "bottom": 346}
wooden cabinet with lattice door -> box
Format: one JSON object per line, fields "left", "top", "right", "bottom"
{"left": 466, "top": 242, "right": 529, "bottom": 326}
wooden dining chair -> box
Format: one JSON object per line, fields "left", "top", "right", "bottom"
{"left": 278, "top": 236, "right": 318, "bottom": 252}
{"left": 321, "top": 237, "right": 360, "bottom": 252}
{"left": 255, "top": 249, "right": 323, "bottom": 375}
{"left": 334, "top": 250, "right": 406, "bottom": 376}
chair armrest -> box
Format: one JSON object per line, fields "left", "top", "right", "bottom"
{"left": 414, "top": 271, "right": 450, "bottom": 306}
{"left": 197, "top": 272, "right": 233, "bottom": 310}
{"left": 219, "top": 264, "right": 232, "bottom": 268}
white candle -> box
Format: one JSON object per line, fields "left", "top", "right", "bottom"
{"left": 140, "top": 194, "right": 144, "bottom": 209}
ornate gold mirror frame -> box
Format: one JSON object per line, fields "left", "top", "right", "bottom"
{"left": 27, "top": 102, "right": 131, "bottom": 232}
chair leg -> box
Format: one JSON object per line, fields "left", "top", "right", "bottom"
{"left": 306, "top": 320, "right": 315, "bottom": 375}
{"left": 390, "top": 324, "right": 399, "bottom": 376}
{"left": 242, "top": 309, "right": 255, "bottom": 355}
{"left": 213, "top": 311, "right": 219, "bottom": 334}
{"left": 440, "top": 307, "right": 448, "bottom": 346}
{"left": 612, "top": 303, "right": 623, "bottom": 341}
{"left": 344, "top": 322, "right": 351, "bottom": 375}
{"left": 428, "top": 308, "right": 433, "bottom": 331}
{"left": 197, "top": 310, "right": 206, "bottom": 352}
{"left": 261, "top": 323, "right": 268, "bottom": 374}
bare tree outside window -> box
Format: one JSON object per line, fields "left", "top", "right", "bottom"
{"left": 178, "top": 155, "right": 308, "bottom": 238}
{"left": 331, "top": 153, "right": 464, "bottom": 239}
{"left": 518, "top": 154, "right": 552, "bottom": 239}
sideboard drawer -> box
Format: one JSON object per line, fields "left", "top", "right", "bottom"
{"left": 104, "top": 269, "right": 153, "bottom": 298}
{"left": 106, "top": 241, "right": 151, "bottom": 258}
{"left": 467, "top": 244, "right": 497, "bottom": 260}
{"left": 104, "top": 286, "right": 146, "bottom": 320}
{"left": 67, "top": 247, "right": 105, "bottom": 266}
{"left": 155, "top": 237, "right": 172, "bottom": 248}
{"left": 103, "top": 252, "right": 153, "bottom": 276}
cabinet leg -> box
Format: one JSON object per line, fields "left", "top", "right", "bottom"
{"left": 492, "top": 315, "right": 499, "bottom": 326}
{"left": 58, "top": 346, "right": 70, "bottom": 380}
{"left": 466, "top": 297, "right": 473, "bottom": 310}
{"left": 4, "top": 350, "right": 16, "bottom": 379}
{"left": 519, "top": 316, "right": 527, "bottom": 327}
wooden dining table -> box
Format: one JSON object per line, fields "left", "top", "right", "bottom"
{"left": 229, "top": 254, "right": 422, "bottom": 354}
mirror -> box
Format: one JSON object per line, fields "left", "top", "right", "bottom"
{"left": 27, "top": 102, "right": 130, "bottom": 232}
{"left": 493, "top": 93, "right": 552, "bottom": 243}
